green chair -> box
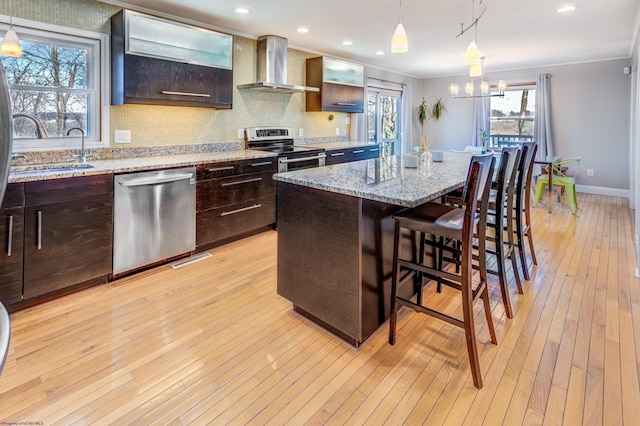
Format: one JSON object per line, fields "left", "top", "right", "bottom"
{"left": 534, "top": 157, "right": 581, "bottom": 214}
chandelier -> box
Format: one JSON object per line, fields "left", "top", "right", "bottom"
{"left": 449, "top": 0, "right": 505, "bottom": 99}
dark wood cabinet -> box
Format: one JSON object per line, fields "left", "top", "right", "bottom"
{"left": 325, "top": 145, "right": 381, "bottom": 165}
{"left": 23, "top": 175, "right": 113, "bottom": 300}
{"left": 111, "top": 9, "right": 233, "bottom": 109}
{"left": 0, "top": 184, "right": 24, "bottom": 305}
{"left": 196, "top": 157, "right": 277, "bottom": 249}
{"left": 306, "top": 57, "right": 365, "bottom": 113}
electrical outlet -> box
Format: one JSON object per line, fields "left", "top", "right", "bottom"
{"left": 114, "top": 130, "right": 131, "bottom": 144}
{"left": 346, "top": 116, "right": 351, "bottom": 125}
{"left": 336, "top": 127, "right": 340, "bottom": 135}
{"left": 237, "top": 128, "right": 245, "bottom": 139}
{"left": 298, "top": 128, "right": 304, "bottom": 137}
{"left": 587, "top": 168, "right": 594, "bottom": 177}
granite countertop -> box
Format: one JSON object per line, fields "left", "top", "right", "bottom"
{"left": 8, "top": 149, "right": 277, "bottom": 183}
{"left": 294, "top": 141, "right": 378, "bottom": 150}
{"left": 273, "top": 152, "right": 472, "bottom": 208}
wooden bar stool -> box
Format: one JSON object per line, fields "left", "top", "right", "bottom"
{"left": 513, "top": 142, "right": 538, "bottom": 281}
{"left": 485, "top": 146, "right": 523, "bottom": 318}
{"left": 388, "top": 153, "right": 497, "bottom": 389}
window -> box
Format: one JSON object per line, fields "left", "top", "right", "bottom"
{"left": 368, "top": 87, "right": 402, "bottom": 157}
{"left": 489, "top": 86, "right": 536, "bottom": 147}
{"left": 0, "top": 19, "right": 108, "bottom": 151}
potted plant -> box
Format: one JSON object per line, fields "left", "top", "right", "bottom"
{"left": 416, "top": 97, "right": 447, "bottom": 152}
{"left": 479, "top": 128, "right": 489, "bottom": 152}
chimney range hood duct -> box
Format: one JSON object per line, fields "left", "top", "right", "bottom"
{"left": 237, "top": 35, "right": 319, "bottom": 93}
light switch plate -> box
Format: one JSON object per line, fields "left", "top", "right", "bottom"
{"left": 114, "top": 130, "right": 131, "bottom": 144}
{"left": 298, "top": 128, "right": 304, "bottom": 137}
{"left": 237, "top": 128, "right": 245, "bottom": 139}
{"left": 336, "top": 127, "right": 340, "bottom": 135}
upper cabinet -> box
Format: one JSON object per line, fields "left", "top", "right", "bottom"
{"left": 111, "top": 10, "right": 234, "bottom": 109}
{"left": 306, "top": 57, "right": 365, "bottom": 113}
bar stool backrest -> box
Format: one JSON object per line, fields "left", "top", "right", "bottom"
{"left": 462, "top": 153, "right": 495, "bottom": 205}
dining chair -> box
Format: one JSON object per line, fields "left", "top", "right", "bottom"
{"left": 533, "top": 157, "right": 582, "bottom": 214}
{"left": 388, "top": 153, "right": 497, "bottom": 389}
{"left": 0, "top": 301, "right": 10, "bottom": 376}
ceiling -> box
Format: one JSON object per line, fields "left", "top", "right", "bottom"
{"left": 101, "top": 0, "right": 640, "bottom": 78}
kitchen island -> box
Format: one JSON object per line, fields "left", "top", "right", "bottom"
{"left": 274, "top": 153, "right": 472, "bottom": 346}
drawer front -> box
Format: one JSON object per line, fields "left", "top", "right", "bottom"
{"left": 326, "top": 147, "right": 368, "bottom": 165}
{"left": 196, "top": 161, "right": 241, "bottom": 180}
{"left": 241, "top": 158, "right": 277, "bottom": 174}
{"left": 366, "top": 146, "right": 381, "bottom": 159}
{"left": 197, "top": 197, "right": 275, "bottom": 247}
{"left": 25, "top": 174, "right": 113, "bottom": 206}
{"left": 197, "top": 171, "right": 275, "bottom": 211}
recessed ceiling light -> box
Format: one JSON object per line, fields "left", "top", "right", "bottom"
{"left": 557, "top": 5, "right": 576, "bottom": 13}
{"left": 342, "top": 41, "right": 353, "bottom": 46}
{"left": 235, "top": 7, "right": 250, "bottom": 15}
{"left": 376, "top": 51, "right": 384, "bottom": 56}
{"left": 297, "top": 27, "right": 309, "bottom": 33}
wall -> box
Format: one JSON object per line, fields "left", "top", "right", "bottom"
{"left": 4, "top": 0, "right": 421, "bottom": 148}
{"left": 422, "top": 59, "right": 632, "bottom": 192}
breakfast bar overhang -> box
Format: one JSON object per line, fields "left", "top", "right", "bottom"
{"left": 274, "top": 154, "right": 471, "bottom": 346}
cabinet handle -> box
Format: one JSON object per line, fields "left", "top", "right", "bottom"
{"left": 221, "top": 177, "right": 263, "bottom": 187}
{"left": 207, "top": 166, "right": 235, "bottom": 172}
{"left": 220, "top": 203, "right": 262, "bottom": 217}
{"left": 334, "top": 102, "right": 356, "bottom": 106}
{"left": 249, "top": 161, "right": 273, "bottom": 167}
{"left": 353, "top": 150, "right": 365, "bottom": 154}
{"left": 369, "top": 148, "right": 380, "bottom": 152}
{"left": 160, "top": 90, "right": 211, "bottom": 98}
{"left": 6, "top": 215, "right": 12, "bottom": 256}
{"left": 330, "top": 152, "right": 345, "bottom": 157}
{"left": 37, "top": 210, "right": 42, "bottom": 250}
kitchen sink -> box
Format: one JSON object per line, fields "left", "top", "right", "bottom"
{"left": 10, "top": 163, "right": 95, "bottom": 174}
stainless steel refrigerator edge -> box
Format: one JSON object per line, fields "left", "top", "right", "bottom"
{"left": 0, "top": 65, "right": 13, "bottom": 207}
{"left": 113, "top": 167, "right": 196, "bottom": 275}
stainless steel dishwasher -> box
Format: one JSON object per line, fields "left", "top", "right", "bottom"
{"left": 113, "top": 167, "right": 196, "bottom": 275}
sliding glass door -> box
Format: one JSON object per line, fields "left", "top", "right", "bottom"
{"left": 367, "top": 89, "right": 401, "bottom": 157}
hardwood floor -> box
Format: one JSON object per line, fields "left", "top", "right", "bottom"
{"left": 1, "top": 193, "right": 639, "bottom": 424}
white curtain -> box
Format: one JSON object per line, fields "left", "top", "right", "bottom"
{"left": 471, "top": 83, "right": 490, "bottom": 147}
{"left": 534, "top": 73, "right": 553, "bottom": 159}
{"left": 401, "top": 83, "right": 412, "bottom": 155}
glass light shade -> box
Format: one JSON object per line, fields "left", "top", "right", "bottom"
{"left": 497, "top": 79, "right": 507, "bottom": 94}
{"left": 1, "top": 28, "right": 22, "bottom": 57}
{"left": 481, "top": 81, "right": 489, "bottom": 95}
{"left": 449, "top": 83, "right": 459, "bottom": 96}
{"left": 465, "top": 82, "right": 474, "bottom": 97}
{"left": 391, "top": 23, "right": 408, "bottom": 53}
{"left": 464, "top": 40, "right": 479, "bottom": 65}
{"left": 469, "top": 62, "right": 482, "bottom": 77}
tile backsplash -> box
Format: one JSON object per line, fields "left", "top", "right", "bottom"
{"left": 5, "top": 0, "right": 352, "bottom": 151}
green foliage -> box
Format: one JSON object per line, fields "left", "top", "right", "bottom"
{"left": 416, "top": 97, "right": 447, "bottom": 135}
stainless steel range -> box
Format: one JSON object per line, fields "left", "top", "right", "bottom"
{"left": 246, "top": 126, "right": 325, "bottom": 172}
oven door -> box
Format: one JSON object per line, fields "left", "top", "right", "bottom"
{"left": 278, "top": 152, "right": 326, "bottom": 172}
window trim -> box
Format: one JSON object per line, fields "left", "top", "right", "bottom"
{"left": 489, "top": 83, "right": 537, "bottom": 145}
{"left": 0, "top": 15, "right": 109, "bottom": 152}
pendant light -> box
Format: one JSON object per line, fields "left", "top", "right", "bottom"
{"left": 1, "top": 0, "right": 22, "bottom": 58}
{"left": 391, "top": 0, "right": 408, "bottom": 54}
{"left": 464, "top": 40, "right": 480, "bottom": 66}
{"left": 469, "top": 61, "right": 482, "bottom": 77}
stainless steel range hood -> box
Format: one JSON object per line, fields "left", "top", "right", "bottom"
{"left": 237, "top": 35, "right": 319, "bottom": 93}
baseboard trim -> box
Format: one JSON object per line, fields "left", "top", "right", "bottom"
{"left": 575, "top": 184, "right": 629, "bottom": 199}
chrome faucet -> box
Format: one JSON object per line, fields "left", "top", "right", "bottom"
{"left": 67, "top": 127, "right": 91, "bottom": 163}
{"left": 12, "top": 113, "right": 48, "bottom": 139}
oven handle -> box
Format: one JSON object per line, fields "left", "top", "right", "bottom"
{"left": 278, "top": 153, "right": 327, "bottom": 164}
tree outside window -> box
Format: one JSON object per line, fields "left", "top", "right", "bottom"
{"left": 489, "top": 88, "right": 536, "bottom": 146}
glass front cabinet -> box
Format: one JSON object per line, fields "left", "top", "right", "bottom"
{"left": 111, "top": 10, "right": 233, "bottom": 109}
{"left": 306, "top": 57, "right": 365, "bottom": 113}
